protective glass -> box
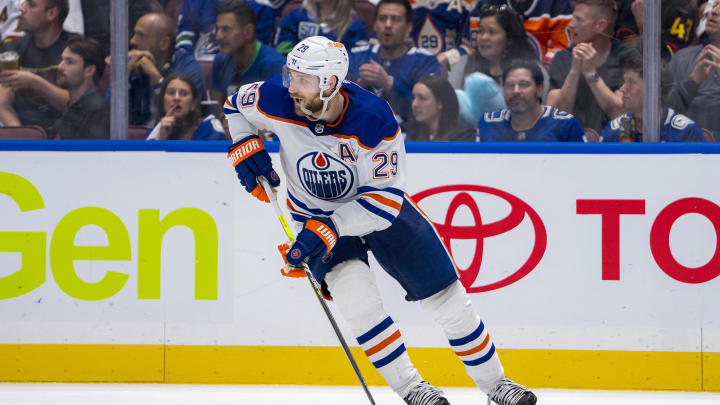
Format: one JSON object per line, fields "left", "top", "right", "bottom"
{"left": 282, "top": 66, "right": 321, "bottom": 94}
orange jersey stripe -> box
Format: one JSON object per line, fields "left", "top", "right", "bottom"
{"left": 365, "top": 330, "right": 402, "bottom": 357}
{"left": 364, "top": 193, "right": 403, "bottom": 212}
{"left": 256, "top": 102, "right": 307, "bottom": 127}
{"left": 455, "top": 333, "right": 491, "bottom": 357}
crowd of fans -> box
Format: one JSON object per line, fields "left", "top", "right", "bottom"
{"left": 0, "top": 0, "right": 717, "bottom": 143}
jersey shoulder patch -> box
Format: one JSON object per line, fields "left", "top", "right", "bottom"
{"left": 670, "top": 113, "right": 694, "bottom": 130}
{"left": 483, "top": 109, "right": 508, "bottom": 123}
{"left": 609, "top": 115, "right": 627, "bottom": 131}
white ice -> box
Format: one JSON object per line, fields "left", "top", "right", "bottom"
{"left": 1, "top": 384, "right": 719, "bottom": 405}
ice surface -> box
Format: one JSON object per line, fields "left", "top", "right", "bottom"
{"left": 1, "top": 384, "right": 719, "bottom": 405}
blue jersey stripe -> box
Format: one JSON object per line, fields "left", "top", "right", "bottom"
{"left": 448, "top": 321, "right": 485, "bottom": 347}
{"left": 356, "top": 316, "right": 393, "bottom": 344}
{"left": 463, "top": 344, "right": 496, "bottom": 367}
{"left": 372, "top": 344, "right": 407, "bottom": 369}
{"left": 287, "top": 191, "right": 334, "bottom": 216}
{"left": 357, "top": 185, "right": 404, "bottom": 198}
{"left": 357, "top": 198, "right": 396, "bottom": 223}
{"left": 290, "top": 212, "right": 311, "bottom": 222}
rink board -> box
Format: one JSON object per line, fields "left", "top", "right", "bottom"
{"left": 0, "top": 141, "right": 719, "bottom": 391}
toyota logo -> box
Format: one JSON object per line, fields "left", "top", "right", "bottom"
{"left": 412, "top": 185, "right": 547, "bottom": 293}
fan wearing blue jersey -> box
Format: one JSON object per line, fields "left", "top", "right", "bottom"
{"left": 601, "top": 54, "right": 705, "bottom": 142}
{"left": 224, "top": 36, "right": 537, "bottom": 405}
{"left": 479, "top": 59, "right": 584, "bottom": 142}
{"left": 348, "top": 0, "right": 442, "bottom": 122}
{"left": 175, "top": 0, "right": 275, "bottom": 62}
{"left": 410, "top": 0, "right": 478, "bottom": 71}
{"left": 274, "top": 0, "right": 369, "bottom": 55}
{"left": 210, "top": 1, "right": 285, "bottom": 104}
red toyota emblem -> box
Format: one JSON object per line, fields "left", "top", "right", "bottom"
{"left": 412, "top": 185, "right": 547, "bottom": 293}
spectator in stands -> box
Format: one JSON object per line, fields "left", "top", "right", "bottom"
{"left": 275, "top": 0, "right": 369, "bottom": 55}
{"left": 176, "top": 0, "right": 275, "bottom": 62}
{"left": 0, "top": 0, "right": 72, "bottom": 130}
{"left": 348, "top": 0, "right": 441, "bottom": 123}
{"left": 403, "top": 74, "right": 476, "bottom": 141}
{"left": 602, "top": 54, "right": 705, "bottom": 142}
{"left": 697, "top": 0, "right": 717, "bottom": 39}
{"left": 666, "top": 1, "right": 720, "bottom": 139}
{"left": 618, "top": 0, "right": 698, "bottom": 61}
{"left": 80, "top": 0, "right": 155, "bottom": 55}
{"left": 1, "top": 1, "right": 25, "bottom": 43}
{"left": 449, "top": 3, "right": 542, "bottom": 90}
{"left": 409, "top": 0, "right": 474, "bottom": 72}
{"left": 547, "top": 0, "right": 639, "bottom": 132}
{"left": 48, "top": 35, "right": 109, "bottom": 139}
{"left": 470, "top": 0, "right": 573, "bottom": 64}
{"left": 147, "top": 72, "right": 226, "bottom": 140}
{"left": 2, "top": 0, "right": 84, "bottom": 43}
{"left": 479, "top": 59, "right": 584, "bottom": 142}
{"left": 127, "top": 12, "right": 204, "bottom": 126}
{"left": 211, "top": 1, "right": 284, "bottom": 103}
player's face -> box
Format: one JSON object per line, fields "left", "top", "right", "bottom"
{"left": 56, "top": 48, "right": 87, "bottom": 90}
{"left": 19, "top": 0, "right": 50, "bottom": 33}
{"left": 619, "top": 70, "right": 643, "bottom": 113}
{"left": 163, "top": 79, "right": 197, "bottom": 118}
{"left": 215, "top": 13, "right": 251, "bottom": 55}
{"left": 411, "top": 83, "right": 442, "bottom": 125}
{"left": 285, "top": 69, "right": 324, "bottom": 116}
{"left": 503, "top": 68, "right": 541, "bottom": 114}
{"left": 375, "top": 4, "right": 412, "bottom": 48}
{"left": 568, "top": 4, "right": 601, "bottom": 44}
{"left": 476, "top": 16, "right": 507, "bottom": 60}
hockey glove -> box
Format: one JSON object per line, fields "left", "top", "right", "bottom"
{"left": 227, "top": 135, "right": 280, "bottom": 203}
{"left": 277, "top": 242, "right": 306, "bottom": 278}
{"left": 286, "top": 217, "right": 338, "bottom": 270}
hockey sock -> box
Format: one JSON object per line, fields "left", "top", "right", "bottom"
{"left": 420, "top": 281, "right": 505, "bottom": 393}
{"left": 325, "top": 260, "right": 422, "bottom": 397}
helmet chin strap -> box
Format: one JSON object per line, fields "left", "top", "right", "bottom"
{"left": 300, "top": 82, "right": 337, "bottom": 121}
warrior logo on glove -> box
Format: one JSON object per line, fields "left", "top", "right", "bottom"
{"left": 286, "top": 218, "right": 338, "bottom": 270}
{"left": 227, "top": 135, "right": 280, "bottom": 203}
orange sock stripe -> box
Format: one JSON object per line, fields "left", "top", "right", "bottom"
{"left": 364, "top": 193, "right": 403, "bottom": 211}
{"left": 455, "top": 333, "right": 491, "bottom": 357}
{"left": 364, "top": 330, "right": 402, "bottom": 357}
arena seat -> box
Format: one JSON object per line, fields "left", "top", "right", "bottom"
{"left": 128, "top": 125, "right": 149, "bottom": 140}
{"left": 583, "top": 127, "right": 601, "bottom": 143}
{"left": 702, "top": 127, "right": 715, "bottom": 142}
{"left": 0, "top": 125, "right": 48, "bottom": 140}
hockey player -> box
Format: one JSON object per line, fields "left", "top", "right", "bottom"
{"left": 224, "top": 35, "right": 537, "bottom": 405}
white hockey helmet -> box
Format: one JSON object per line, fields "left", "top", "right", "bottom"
{"left": 283, "top": 36, "right": 349, "bottom": 103}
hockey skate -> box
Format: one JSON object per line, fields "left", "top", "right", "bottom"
{"left": 404, "top": 380, "right": 451, "bottom": 405}
{"left": 487, "top": 377, "right": 537, "bottom": 405}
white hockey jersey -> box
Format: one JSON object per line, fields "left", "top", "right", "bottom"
{"left": 224, "top": 75, "right": 407, "bottom": 238}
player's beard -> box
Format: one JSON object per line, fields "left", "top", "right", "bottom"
{"left": 294, "top": 95, "right": 324, "bottom": 117}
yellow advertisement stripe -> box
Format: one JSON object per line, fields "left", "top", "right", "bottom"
{"left": 0, "top": 344, "right": 715, "bottom": 392}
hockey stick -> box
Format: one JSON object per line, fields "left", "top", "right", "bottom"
{"left": 258, "top": 177, "right": 376, "bottom": 405}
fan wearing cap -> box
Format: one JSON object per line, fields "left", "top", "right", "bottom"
{"left": 222, "top": 36, "right": 537, "bottom": 405}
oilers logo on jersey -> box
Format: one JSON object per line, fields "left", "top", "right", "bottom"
{"left": 297, "top": 151, "right": 354, "bottom": 200}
